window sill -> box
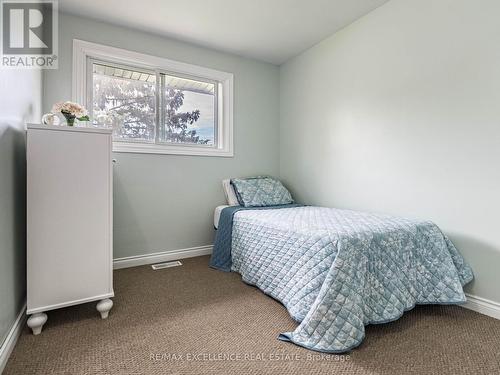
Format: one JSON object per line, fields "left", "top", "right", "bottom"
{"left": 112, "top": 142, "right": 234, "bottom": 157}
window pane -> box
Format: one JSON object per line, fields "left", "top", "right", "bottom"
{"left": 161, "top": 74, "right": 216, "bottom": 145}
{"left": 92, "top": 62, "right": 156, "bottom": 142}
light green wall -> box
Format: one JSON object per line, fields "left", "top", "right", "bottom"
{"left": 0, "top": 70, "right": 41, "bottom": 346}
{"left": 43, "top": 13, "right": 280, "bottom": 258}
{"left": 280, "top": 0, "right": 500, "bottom": 303}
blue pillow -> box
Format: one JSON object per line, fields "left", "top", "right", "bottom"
{"left": 230, "top": 176, "right": 294, "bottom": 207}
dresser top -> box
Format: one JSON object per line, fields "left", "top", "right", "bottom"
{"left": 27, "top": 123, "right": 113, "bottom": 135}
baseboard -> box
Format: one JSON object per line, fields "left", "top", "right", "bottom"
{"left": 462, "top": 293, "right": 500, "bottom": 320}
{"left": 0, "top": 304, "right": 26, "bottom": 374}
{"left": 113, "top": 245, "right": 213, "bottom": 270}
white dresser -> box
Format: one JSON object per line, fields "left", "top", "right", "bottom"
{"left": 26, "top": 123, "right": 114, "bottom": 335}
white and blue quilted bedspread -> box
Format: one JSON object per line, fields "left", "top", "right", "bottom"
{"left": 210, "top": 205, "right": 473, "bottom": 353}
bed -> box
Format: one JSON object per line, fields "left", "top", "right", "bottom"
{"left": 210, "top": 180, "right": 473, "bottom": 353}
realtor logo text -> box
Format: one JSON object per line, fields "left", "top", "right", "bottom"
{"left": 1, "top": 0, "right": 58, "bottom": 68}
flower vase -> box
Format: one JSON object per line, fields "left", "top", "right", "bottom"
{"left": 62, "top": 111, "right": 76, "bottom": 126}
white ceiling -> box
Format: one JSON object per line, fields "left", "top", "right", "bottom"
{"left": 59, "top": 0, "right": 389, "bottom": 65}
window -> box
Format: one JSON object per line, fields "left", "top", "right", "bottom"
{"left": 73, "top": 40, "right": 233, "bottom": 156}
{"left": 161, "top": 74, "right": 217, "bottom": 146}
{"left": 92, "top": 62, "right": 157, "bottom": 142}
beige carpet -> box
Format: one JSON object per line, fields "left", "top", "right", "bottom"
{"left": 5, "top": 255, "right": 500, "bottom": 374}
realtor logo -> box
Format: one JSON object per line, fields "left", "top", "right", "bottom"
{"left": 1, "top": 0, "right": 58, "bottom": 68}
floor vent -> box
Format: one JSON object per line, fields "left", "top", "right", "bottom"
{"left": 151, "top": 261, "right": 183, "bottom": 270}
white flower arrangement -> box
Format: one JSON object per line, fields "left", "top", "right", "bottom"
{"left": 51, "top": 101, "right": 89, "bottom": 125}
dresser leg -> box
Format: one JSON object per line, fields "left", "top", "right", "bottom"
{"left": 96, "top": 298, "right": 113, "bottom": 319}
{"left": 27, "top": 313, "right": 48, "bottom": 335}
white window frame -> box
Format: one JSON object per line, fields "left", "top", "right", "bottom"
{"left": 73, "top": 39, "right": 233, "bottom": 157}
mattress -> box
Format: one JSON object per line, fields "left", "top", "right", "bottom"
{"left": 210, "top": 205, "right": 473, "bottom": 353}
{"left": 214, "top": 205, "right": 230, "bottom": 229}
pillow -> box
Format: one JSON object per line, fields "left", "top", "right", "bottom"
{"left": 222, "top": 179, "right": 239, "bottom": 206}
{"left": 230, "top": 176, "right": 293, "bottom": 207}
